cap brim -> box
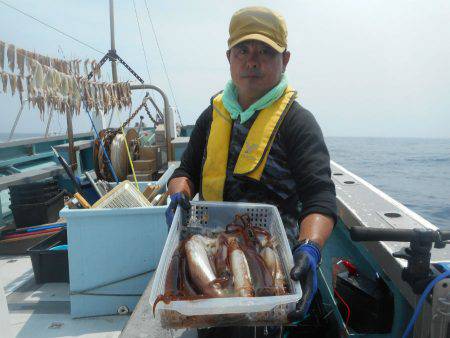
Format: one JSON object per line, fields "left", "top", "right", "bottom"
{"left": 229, "top": 33, "right": 285, "bottom": 53}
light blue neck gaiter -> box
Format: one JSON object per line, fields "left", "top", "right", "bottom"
{"left": 222, "top": 74, "right": 288, "bottom": 124}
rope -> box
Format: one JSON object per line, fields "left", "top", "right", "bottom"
{"left": 116, "top": 110, "right": 139, "bottom": 189}
{"left": 86, "top": 110, "right": 119, "bottom": 183}
{"left": 131, "top": 0, "right": 153, "bottom": 88}
{"left": 143, "top": 0, "right": 183, "bottom": 126}
{"left": 0, "top": 0, "right": 104, "bottom": 55}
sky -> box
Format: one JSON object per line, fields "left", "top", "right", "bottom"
{"left": 0, "top": 0, "right": 449, "bottom": 138}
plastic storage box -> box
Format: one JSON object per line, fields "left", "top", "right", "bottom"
{"left": 10, "top": 190, "right": 65, "bottom": 227}
{"left": 149, "top": 201, "right": 302, "bottom": 328}
{"left": 27, "top": 229, "right": 69, "bottom": 283}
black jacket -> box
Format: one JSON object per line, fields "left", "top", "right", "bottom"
{"left": 170, "top": 100, "right": 337, "bottom": 243}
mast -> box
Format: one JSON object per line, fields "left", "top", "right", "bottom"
{"left": 109, "top": 0, "right": 118, "bottom": 83}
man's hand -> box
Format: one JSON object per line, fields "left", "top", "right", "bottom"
{"left": 166, "top": 177, "right": 194, "bottom": 227}
{"left": 288, "top": 242, "right": 321, "bottom": 322}
{"left": 165, "top": 192, "right": 191, "bottom": 227}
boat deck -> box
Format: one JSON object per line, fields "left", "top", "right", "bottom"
{"left": 1, "top": 255, "right": 196, "bottom": 338}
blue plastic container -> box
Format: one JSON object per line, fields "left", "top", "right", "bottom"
{"left": 61, "top": 182, "right": 169, "bottom": 318}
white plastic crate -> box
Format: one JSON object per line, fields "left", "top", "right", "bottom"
{"left": 149, "top": 201, "right": 302, "bottom": 328}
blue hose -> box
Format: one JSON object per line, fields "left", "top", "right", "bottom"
{"left": 85, "top": 110, "right": 119, "bottom": 183}
{"left": 402, "top": 269, "right": 450, "bottom": 338}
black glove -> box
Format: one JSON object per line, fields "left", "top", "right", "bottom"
{"left": 288, "top": 241, "right": 321, "bottom": 323}
{"left": 165, "top": 192, "right": 191, "bottom": 227}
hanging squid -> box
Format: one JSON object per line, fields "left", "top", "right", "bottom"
{"left": 16, "top": 76, "right": 24, "bottom": 104}
{"left": 7, "top": 44, "right": 15, "bottom": 72}
{"left": 0, "top": 41, "right": 5, "bottom": 71}
{"left": 1, "top": 72, "right": 8, "bottom": 93}
{"left": 9, "top": 73, "right": 17, "bottom": 96}
{"left": 16, "top": 48, "right": 25, "bottom": 76}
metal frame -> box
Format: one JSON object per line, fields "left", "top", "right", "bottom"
{"left": 130, "top": 84, "right": 173, "bottom": 161}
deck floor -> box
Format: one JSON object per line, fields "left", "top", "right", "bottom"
{"left": 1, "top": 255, "right": 197, "bottom": 337}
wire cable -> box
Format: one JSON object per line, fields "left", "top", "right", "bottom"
{"left": 143, "top": 0, "right": 183, "bottom": 126}
{"left": 0, "top": 0, "right": 104, "bottom": 55}
{"left": 334, "top": 288, "right": 350, "bottom": 326}
{"left": 131, "top": 0, "right": 152, "bottom": 88}
{"left": 401, "top": 269, "right": 450, "bottom": 338}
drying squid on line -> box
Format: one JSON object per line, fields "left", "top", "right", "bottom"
{"left": 108, "top": 83, "right": 116, "bottom": 110}
{"left": 26, "top": 75, "right": 34, "bottom": 106}
{"left": 84, "top": 80, "right": 93, "bottom": 110}
{"left": 53, "top": 69, "right": 62, "bottom": 93}
{"left": 9, "top": 73, "right": 17, "bottom": 96}
{"left": 16, "top": 48, "right": 25, "bottom": 76}
{"left": 91, "top": 60, "right": 96, "bottom": 80}
{"left": 44, "top": 56, "right": 51, "bottom": 67}
{"left": 34, "top": 62, "right": 44, "bottom": 96}
{"left": 72, "top": 60, "right": 78, "bottom": 75}
{"left": 42, "top": 66, "right": 53, "bottom": 95}
{"left": 50, "top": 58, "right": 57, "bottom": 72}
{"left": 96, "top": 61, "right": 101, "bottom": 79}
{"left": 126, "top": 83, "right": 132, "bottom": 107}
{"left": 84, "top": 59, "right": 90, "bottom": 76}
{"left": 62, "top": 60, "right": 69, "bottom": 74}
{"left": 0, "top": 41, "right": 5, "bottom": 71}
{"left": 97, "top": 83, "right": 104, "bottom": 112}
{"left": 72, "top": 77, "right": 82, "bottom": 114}
{"left": 26, "top": 52, "right": 35, "bottom": 74}
{"left": 116, "top": 84, "right": 123, "bottom": 110}
{"left": 113, "top": 84, "right": 119, "bottom": 110}
{"left": 7, "top": 44, "right": 15, "bottom": 72}
{"left": 101, "top": 83, "right": 110, "bottom": 113}
{"left": 60, "top": 74, "right": 69, "bottom": 98}
{"left": 37, "top": 96, "right": 45, "bottom": 117}
{"left": 120, "top": 84, "right": 126, "bottom": 108}
{"left": 1, "top": 72, "right": 8, "bottom": 93}
{"left": 75, "top": 59, "right": 81, "bottom": 76}
{"left": 92, "top": 83, "right": 100, "bottom": 114}
{"left": 37, "top": 54, "right": 44, "bottom": 67}
{"left": 67, "top": 74, "right": 73, "bottom": 97}
{"left": 16, "top": 76, "right": 24, "bottom": 104}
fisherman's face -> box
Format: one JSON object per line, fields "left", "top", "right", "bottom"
{"left": 227, "top": 40, "right": 290, "bottom": 102}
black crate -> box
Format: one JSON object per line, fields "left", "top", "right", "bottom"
{"left": 27, "top": 229, "right": 69, "bottom": 283}
{"left": 10, "top": 190, "right": 65, "bottom": 227}
{"left": 9, "top": 179, "right": 57, "bottom": 194}
{"left": 10, "top": 189, "right": 61, "bottom": 205}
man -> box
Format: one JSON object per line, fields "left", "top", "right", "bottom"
{"left": 166, "top": 6, "right": 337, "bottom": 336}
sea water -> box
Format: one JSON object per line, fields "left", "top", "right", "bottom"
{"left": 327, "top": 137, "right": 450, "bottom": 230}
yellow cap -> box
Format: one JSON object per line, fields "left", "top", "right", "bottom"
{"left": 228, "top": 6, "right": 287, "bottom": 53}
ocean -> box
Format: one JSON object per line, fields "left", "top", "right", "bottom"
{"left": 326, "top": 137, "right": 450, "bottom": 230}
{"left": 1, "top": 133, "right": 448, "bottom": 229}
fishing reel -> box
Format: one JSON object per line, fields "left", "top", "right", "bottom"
{"left": 350, "top": 227, "right": 450, "bottom": 294}
{"left": 93, "top": 127, "right": 140, "bottom": 181}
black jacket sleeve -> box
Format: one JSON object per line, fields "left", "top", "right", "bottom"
{"left": 280, "top": 102, "right": 338, "bottom": 224}
{"left": 169, "top": 106, "right": 212, "bottom": 194}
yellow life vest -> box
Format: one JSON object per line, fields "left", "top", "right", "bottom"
{"left": 201, "top": 86, "right": 297, "bottom": 201}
